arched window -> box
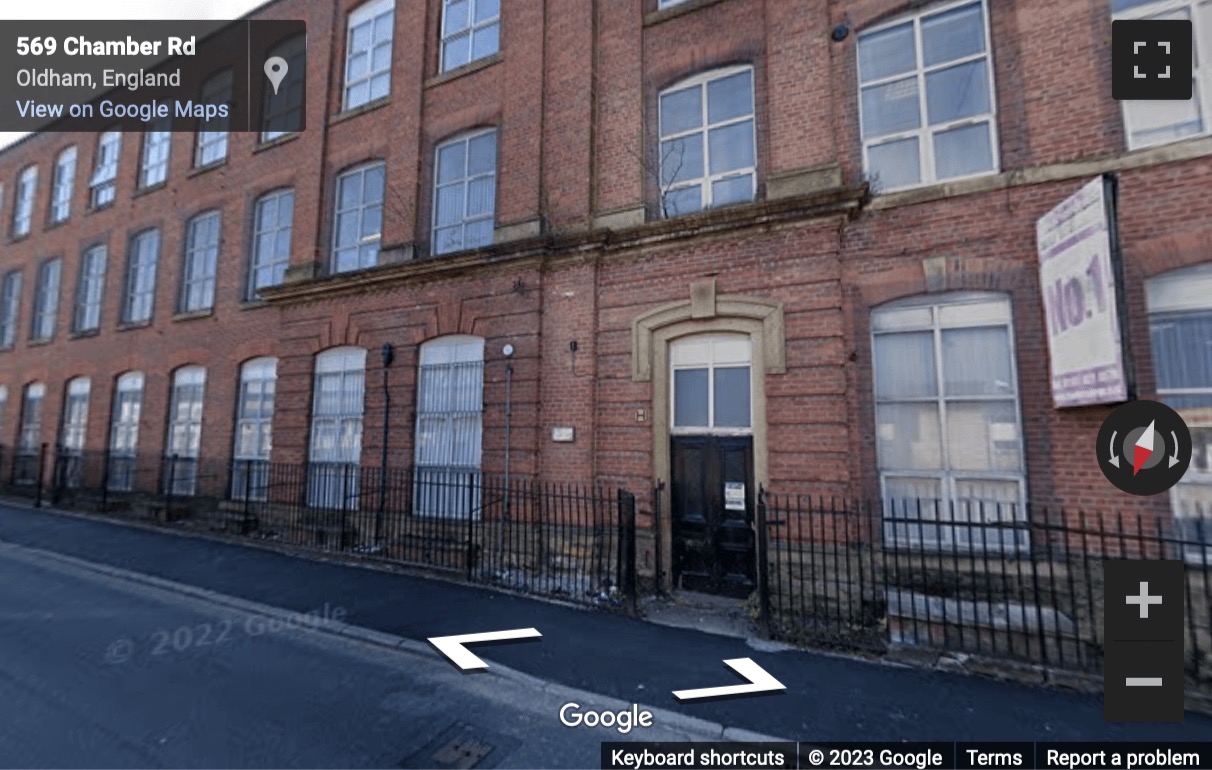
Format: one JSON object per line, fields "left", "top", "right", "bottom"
{"left": 344, "top": 0, "right": 394, "bottom": 110}
{"left": 871, "top": 292, "right": 1025, "bottom": 550}
{"left": 309, "top": 347, "right": 366, "bottom": 509}
{"left": 89, "top": 131, "right": 121, "bottom": 208}
{"left": 181, "top": 210, "right": 221, "bottom": 313}
{"left": 12, "top": 165, "right": 37, "bottom": 236}
{"left": 108, "top": 372, "right": 145, "bottom": 491}
{"left": 432, "top": 128, "right": 497, "bottom": 255}
{"left": 249, "top": 189, "right": 294, "bottom": 297}
{"left": 415, "top": 336, "right": 484, "bottom": 518}
{"left": 194, "top": 70, "right": 232, "bottom": 167}
{"left": 658, "top": 66, "right": 756, "bottom": 217}
{"left": 15, "top": 382, "right": 46, "bottom": 485}
{"left": 332, "top": 161, "right": 385, "bottom": 273}
{"left": 232, "top": 357, "right": 278, "bottom": 500}
{"left": 51, "top": 146, "right": 77, "bottom": 223}
{"left": 165, "top": 366, "right": 207, "bottom": 495}
{"left": 59, "top": 377, "right": 91, "bottom": 488}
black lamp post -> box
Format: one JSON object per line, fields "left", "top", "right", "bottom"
{"left": 376, "top": 342, "right": 394, "bottom": 542}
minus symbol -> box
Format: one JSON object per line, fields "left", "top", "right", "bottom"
{"left": 1125, "top": 677, "right": 1163, "bottom": 687}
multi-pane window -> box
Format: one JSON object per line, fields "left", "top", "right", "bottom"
{"left": 181, "top": 210, "right": 220, "bottom": 313}
{"left": 165, "top": 366, "right": 206, "bottom": 495}
{"left": 1115, "top": 0, "right": 1212, "bottom": 148}
{"left": 432, "top": 129, "right": 497, "bottom": 255}
{"left": 670, "top": 335, "right": 753, "bottom": 432}
{"left": 12, "top": 165, "right": 37, "bottom": 237}
{"left": 414, "top": 336, "right": 484, "bottom": 518}
{"left": 262, "top": 36, "right": 306, "bottom": 141}
{"left": 441, "top": 0, "right": 500, "bottom": 72}
{"left": 123, "top": 229, "right": 160, "bottom": 324}
{"left": 50, "top": 146, "right": 77, "bottom": 223}
{"left": 18, "top": 382, "right": 45, "bottom": 454}
{"left": 232, "top": 357, "right": 277, "bottom": 500}
{"left": 857, "top": 0, "right": 998, "bottom": 191}
{"left": 89, "top": 131, "right": 121, "bottom": 208}
{"left": 0, "top": 270, "right": 22, "bottom": 348}
{"left": 343, "top": 0, "right": 394, "bottom": 110}
{"left": 59, "top": 377, "right": 90, "bottom": 488}
{"left": 872, "top": 293, "right": 1026, "bottom": 551}
{"left": 74, "top": 244, "right": 107, "bottom": 333}
{"left": 249, "top": 189, "right": 294, "bottom": 297}
{"left": 1146, "top": 263, "right": 1212, "bottom": 561}
{"left": 108, "top": 372, "right": 144, "bottom": 491}
{"left": 195, "top": 70, "right": 233, "bottom": 167}
{"left": 308, "top": 347, "right": 366, "bottom": 509}
{"left": 30, "top": 258, "right": 61, "bottom": 342}
{"left": 140, "top": 123, "right": 171, "bottom": 188}
{"left": 332, "top": 161, "right": 385, "bottom": 273}
{"left": 658, "top": 66, "right": 757, "bottom": 217}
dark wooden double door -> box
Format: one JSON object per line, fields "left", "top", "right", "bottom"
{"left": 670, "top": 435, "right": 756, "bottom": 598}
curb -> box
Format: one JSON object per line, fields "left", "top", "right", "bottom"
{"left": 0, "top": 535, "right": 790, "bottom": 745}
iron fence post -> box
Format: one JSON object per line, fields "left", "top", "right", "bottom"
{"left": 166, "top": 453, "right": 178, "bottom": 521}
{"left": 617, "top": 489, "right": 637, "bottom": 615}
{"left": 466, "top": 471, "right": 476, "bottom": 581}
{"left": 100, "top": 450, "right": 110, "bottom": 511}
{"left": 757, "top": 485, "right": 771, "bottom": 639}
{"left": 33, "top": 442, "right": 47, "bottom": 509}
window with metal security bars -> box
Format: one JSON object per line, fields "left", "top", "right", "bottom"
{"left": 181, "top": 210, "right": 220, "bottom": 313}
{"left": 440, "top": 0, "right": 499, "bottom": 73}
{"left": 50, "top": 146, "right": 76, "bottom": 224}
{"left": 122, "top": 229, "right": 159, "bottom": 325}
{"left": 249, "top": 190, "right": 293, "bottom": 297}
{"left": 871, "top": 293, "right": 1027, "bottom": 552}
{"left": 1146, "top": 263, "right": 1212, "bottom": 562}
{"left": 12, "top": 165, "right": 37, "bottom": 237}
{"left": 0, "top": 271, "right": 22, "bottom": 348}
{"left": 414, "top": 336, "right": 484, "bottom": 519}
{"left": 432, "top": 129, "right": 497, "bottom": 256}
{"left": 332, "top": 162, "right": 384, "bottom": 273}
{"left": 658, "top": 66, "right": 757, "bottom": 217}
{"left": 30, "top": 258, "right": 60, "bottom": 342}
{"left": 74, "top": 244, "right": 107, "bottom": 333}
{"left": 30, "top": 259, "right": 61, "bottom": 342}
{"left": 308, "top": 347, "right": 365, "bottom": 510}
{"left": 165, "top": 366, "right": 206, "bottom": 496}
{"left": 89, "top": 131, "right": 120, "bottom": 208}
{"left": 140, "top": 123, "right": 171, "bottom": 188}
{"left": 857, "top": 0, "right": 998, "bottom": 192}
{"left": 108, "top": 372, "right": 143, "bottom": 492}
{"left": 59, "top": 377, "right": 90, "bottom": 488}
{"left": 1114, "top": 0, "right": 1212, "bottom": 149}
{"left": 344, "top": 0, "right": 394, "bottom": 110}
{"left": 232, "top": 357, "right": 277, "bottom": 501}
{"left": 195, "top": 71, "right": 232, "bottom": 167}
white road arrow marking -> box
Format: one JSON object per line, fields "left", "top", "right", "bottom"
{"left": 427, "top": 628, "right": 542, "bottom": 671}
{"left": 672, "top": 658, "right": 785, "bottom": 702}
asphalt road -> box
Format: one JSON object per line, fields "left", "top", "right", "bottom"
{"left": 0, "top": 538, "right": 748, "bottom": 768}
{"left": 2, "top": 500, "right": 1211, "bottom": 759}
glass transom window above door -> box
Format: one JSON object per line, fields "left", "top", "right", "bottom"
{"left": 670, "top": 335, "right": 752, "bottom": 432}
{"left": 1146, "top": 262, "right": 1212, "bottom": 562}
{"left": 871, "top": 292, "right": 1026, "bottom": 551}
{"left": 856, "top": 0, "right": 999, "bottom": 191}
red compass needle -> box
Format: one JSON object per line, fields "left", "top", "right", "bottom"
{"left": 1132, "top": 420, "right": 1156, "bottom": 476}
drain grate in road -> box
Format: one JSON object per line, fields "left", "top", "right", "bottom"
{"left": 401, "top": 722, "right": 511, "bottom": 769}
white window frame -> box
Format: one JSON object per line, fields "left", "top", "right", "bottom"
{"left": 30, "top": 257, "right": 61, "bottom": 342}
{"left": 74, "top": 244, "right": 107, "bottom": 333}
{"left": 331, "top": 161, "right": 385, "bottom": 274}
{"left": 658, "top": 65, "right": 758, "bottom": 217}
{"left": 140, "top": 124, "right": 171, "bottom": 188}
{"left": 1114, "top": 0, "right": 1212, "bottom": 149}
{"left": 232, "top": 357, "right": 278, "bottom": 501}
{"left": 262, "top": 36, "right": 306, "bottom": 141}
{"left": 195, "top": 71, "right": 232, "bottom": 167}
{"left": 0, "top": 270, "right": 22, "bottom": 348}
{"left": 440, "top": 0, "right": 501, "bottom": 73}
{"left": 0, "top": 385, "right": 7, "bottom": 442}
{"left": 249, "top": 189, "right": 294, "bottom": 297}
{"left": 856, "top": 0, "right": 999, "bottom": 192}
{"left": 658, "top": 0, "right": 692, "bottom": 7}
{"left": 51, "top": 146, "right": 76, "bottom": 223}
{"left": 123, "top": 229, "right": 160, "bottom": 325}
{"left": 343, "top": 0, "right": 395, "bottom": 110}
{"left": 165, "top": 366, "right": 206, "bottom": 495}
{"left": 18, "top": 382, "right": 45, "bottom": 454}
{"left": 669, "top": 334, "right": 754, "bottom": 436}
{"left": 1146, "top": 262, "right": 1212, "bottom": 562}
{"left": 108, "top": 371, "right": 144, "bottom": 492}
{"left": 181, "top": 210, "right": 220, "bottom": 313}
{"left": 60, "top": 377, "right": 91, "bottom": 453}
{"left": 89, "top": 131, "right": 121, "bottom": 208}
{"left": 871, "top": 292, "right": 1027, "bottom": 552}
{"left": 308, "top": 347, "right": 366, "bottom": 509}
{"left": 432, "top": 128, "right": 498, "bottom": 256}
{"left": 414, "top": 335, "right": 485, "bottom": 519}
{"left": 12, "top": 165, "right": 37, "bottom": 237}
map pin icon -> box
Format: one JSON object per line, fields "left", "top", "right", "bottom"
{"left": 264, "top": 56, "right": 288, "bottom": 95}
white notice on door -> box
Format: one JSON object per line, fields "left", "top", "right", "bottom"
{"left": 724, "top": 482, "right": 745, "bottom": 511}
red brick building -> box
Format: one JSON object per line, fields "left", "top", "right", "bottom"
{"left": 0, "top": 0, "right": 1209, "bottom": 598}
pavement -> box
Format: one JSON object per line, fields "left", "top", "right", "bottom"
{"left": 3, "top": 498, "right": 1212, "bottom": 748}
